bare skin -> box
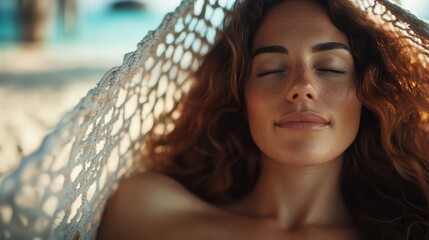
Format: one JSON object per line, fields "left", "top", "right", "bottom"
{"left": 97, "top": 172, "right": 357, "bottom": 240}
{"left": 98, "top": 1, "right": 360, "bottom": 239}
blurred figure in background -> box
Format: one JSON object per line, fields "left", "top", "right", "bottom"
{"left": 0, "top": 0, "right": 178, "bottom": 180}
{"left": 19, "top": 0, "right": 55, "bottom": 43}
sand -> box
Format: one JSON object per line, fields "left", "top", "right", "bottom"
{"left": 0, "top": 44, "right": 125, "bottom": 179}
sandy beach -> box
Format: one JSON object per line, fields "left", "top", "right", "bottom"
{"left": 0, "top": 0, "right": 177, "bottom": 181}
{"left": 0, "top": 44, "right": 127, "bottom": 178}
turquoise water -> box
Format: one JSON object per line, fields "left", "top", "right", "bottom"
{"left": 54, "top": 10, "right": 163, "bottom": 46}
{"left": 0, "top": 6, "right": 164, "bottom": 50}
{"left": 0, "top": 1, "right": 427, "bottom": 50}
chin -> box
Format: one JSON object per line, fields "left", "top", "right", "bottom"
{"left": 269, "top": 152, "right": 345, "bottom": 167}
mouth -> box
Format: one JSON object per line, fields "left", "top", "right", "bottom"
{"left": 275, "top": 111, "right": 330, "bottom": 130}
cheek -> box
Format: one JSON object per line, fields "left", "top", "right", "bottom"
{"left": 244, "top": 84, "right": 277, "bottom": 132}
{"left": 245, "top": 88, "right": 263, "bottom": 124}
{"left": 245, "top": 83, "right": 270, "bottom": 115}
{"left": 326, "top": 81, "right": 360, "bottom": 108}
{"left": 330, "top": 85, "right": 362, "bottom": 133}
{"left": 323, "top": 81, "right": 361, "bottom": 125}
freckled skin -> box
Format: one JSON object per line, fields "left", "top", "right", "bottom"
{"left": 97, "top": 1, "right": 360, "bottom": 239}
{"left": 246, "top": 0, "right": 361, "bottom": 166}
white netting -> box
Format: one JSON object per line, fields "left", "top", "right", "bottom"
{"left": 0, "top": 0, "right": 427, "bottom": 239}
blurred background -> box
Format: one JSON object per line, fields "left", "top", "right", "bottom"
{"left": 0, "top": 0, "right": 181, "bottom": 177}
{"left": 0, "top": 0, "right": 428, "bottom": 178}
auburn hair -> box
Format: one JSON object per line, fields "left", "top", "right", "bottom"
{"left": 145, "top": 0, "right": 429, "bottom": 238}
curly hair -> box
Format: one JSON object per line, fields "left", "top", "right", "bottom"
{"left": 145, "top": 0, "right": 429, "bottom": 238}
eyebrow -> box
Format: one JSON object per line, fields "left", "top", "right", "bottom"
{"left": 252, "top": 46, "right": 288, "bottom": 58}
{"left": 252, "top": 42, "right": 351, "bottom": 59}
{"left": 312, "top": 42, "right": 351, "bottom": 53}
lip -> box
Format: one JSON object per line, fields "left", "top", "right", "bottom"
{"left": 275, "top": 111, "right": 330, "bottom": 130}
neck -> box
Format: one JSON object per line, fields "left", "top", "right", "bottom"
{"left": 225, "top": 155, "right": 352, "bottom": 230}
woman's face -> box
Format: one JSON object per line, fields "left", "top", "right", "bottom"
{"left": 245, "top": 0, "right": 362, "bottom": 166}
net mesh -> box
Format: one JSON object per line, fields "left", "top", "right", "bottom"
{"left": 0, "top": 0, "right": 427, "bottom": 239}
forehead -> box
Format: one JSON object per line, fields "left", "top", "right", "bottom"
{"left": 252, "top": 0, "right": 349, "bottom": 50}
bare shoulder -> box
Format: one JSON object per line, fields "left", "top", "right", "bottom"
{"left": 97, "top": 171, "right": 211, "bottom": 239}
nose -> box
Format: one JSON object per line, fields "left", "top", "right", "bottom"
{"left": 285, "top": 70, "right": 318, "bottom": 102}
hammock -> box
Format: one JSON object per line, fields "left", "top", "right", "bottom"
{"left": 0, "top": 0, "right": 428, "bottom": 239}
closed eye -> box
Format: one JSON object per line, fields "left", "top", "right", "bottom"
{"left": 317, "top": 68, "right": 346, "bottom": 75}
{"left": 256, "top": 70, "right": 286, "bottom": 77}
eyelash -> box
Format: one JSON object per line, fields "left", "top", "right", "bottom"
{"left": 256, "top": 70, "right": 285, "bottom": 77}
{"left": 256, "top": 68, "right": 346, "bottom": 77}
{"left": 317, "top": 68, "right": 346, "bottom": 75}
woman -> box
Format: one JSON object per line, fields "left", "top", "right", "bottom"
{"left": 98, "top": 0, "right": 429, "bottom": 239}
